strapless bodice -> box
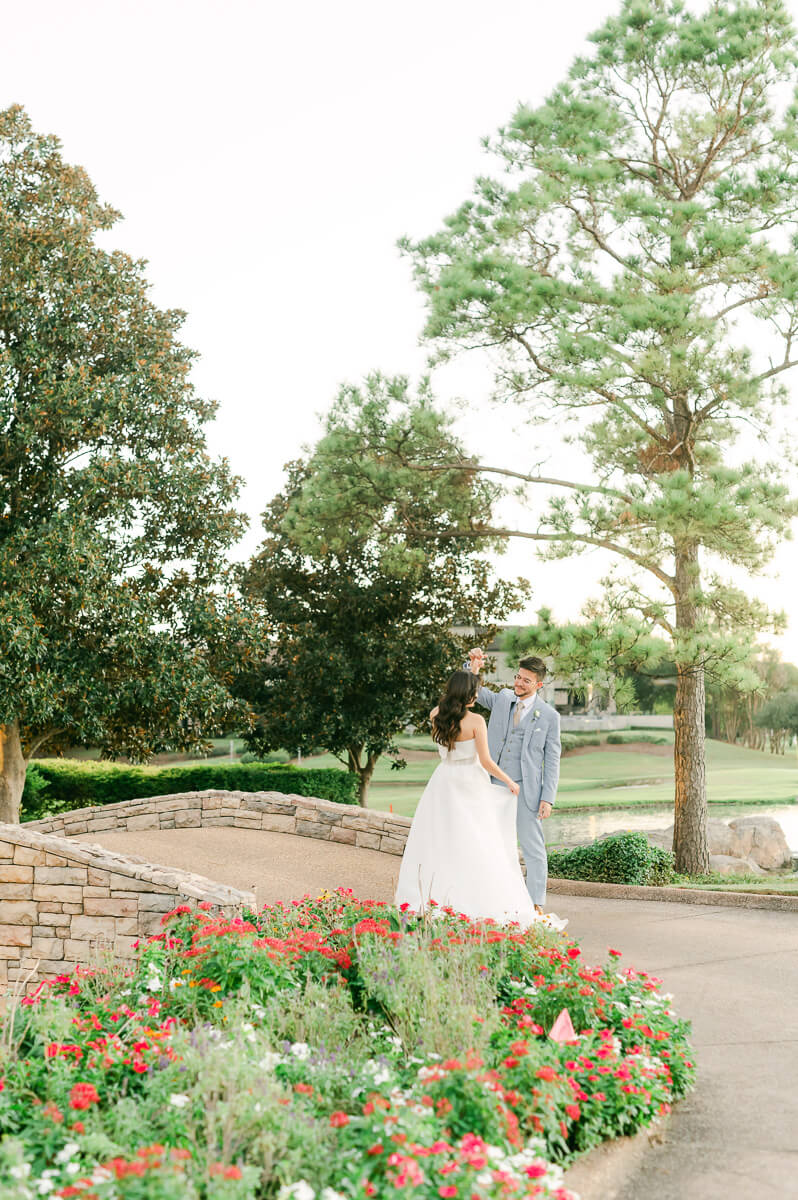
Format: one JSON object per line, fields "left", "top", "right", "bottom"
{"left": 437, "top": 739, "right": 478, "bottom": 766}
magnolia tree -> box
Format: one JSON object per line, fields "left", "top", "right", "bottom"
{"left": 0, "top": 107, "right": 248, "bottom": 822}
{"left": 285, "top": 1, "right": 798, "bottom": 873}
{"left": 238, "top": 447, "right": 526, "bottom": 805}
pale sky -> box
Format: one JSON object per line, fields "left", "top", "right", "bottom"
{"left": 4, "top": 0, "right": 798, "bottom": 661}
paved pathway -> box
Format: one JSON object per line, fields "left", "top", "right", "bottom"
{"left": 74, "top": 828, "right": 798, "bottom": 1200}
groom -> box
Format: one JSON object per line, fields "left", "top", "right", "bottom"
{"left": 467, "top": 648, "right": 561, "bottom": 910}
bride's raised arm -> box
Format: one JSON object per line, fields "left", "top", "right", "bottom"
{"left": 472, "top": 715, "right": 519, "bottom": 794}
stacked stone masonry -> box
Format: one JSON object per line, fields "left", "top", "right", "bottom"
{"left": 0, "top": 790, "right": 412, "bottom": 991}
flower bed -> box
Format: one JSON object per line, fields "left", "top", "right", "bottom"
{"left": 0, "top": 891, "right": 695, "bottom": 1199}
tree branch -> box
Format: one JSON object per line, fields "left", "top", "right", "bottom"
{"left": 384, "top": 458, "right": 634, "bottom": 503}
{"left": 417, "top": 524, "right": 676, "bottom": 590}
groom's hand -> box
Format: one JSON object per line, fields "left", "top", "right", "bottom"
{"left": 539, "top": 801, "right": 553, "bottom": 820}
{"left": 468, "top": 647, "right": 485, "bottom": 673}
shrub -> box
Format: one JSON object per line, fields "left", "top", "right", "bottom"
{"left": 20, "top": 763, "right": 50, "bottom": 812}
{"left": 606, "top": 732, "right": 669, "bottom": 745}
{"left": 560, "top": 733, "right": 601, "bottom": 752}
{"left": 22, "top": 759, "right": 358, "bottom": 819}
{"left": 548, "top": 832, "right": 675, "bottom": 886}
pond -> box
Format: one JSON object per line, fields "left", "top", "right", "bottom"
{"left": 545, "top": 803, "right": 798, "bottom": 852}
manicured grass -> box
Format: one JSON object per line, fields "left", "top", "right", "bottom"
{"left": 671, "top": 875, "right": 798, "bottom": 895}
{"left": 348, "top": 733, "right": 798, "bottom": 818}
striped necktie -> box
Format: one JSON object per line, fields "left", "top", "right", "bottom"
{"left": 513, "top": 701, "right": 522, "bottom": 728}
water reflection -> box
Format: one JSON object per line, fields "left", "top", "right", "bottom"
{"left": 545, "top": 804, "right": 798, "bottom": 852}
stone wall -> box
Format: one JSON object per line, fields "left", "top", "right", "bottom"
{"left": 25, "top": 789, "right": 412, "bottom": 854}
{"left": 1, "top": 790, "right": 412, "bottom": 992}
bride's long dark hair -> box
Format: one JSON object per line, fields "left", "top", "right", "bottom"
{"left": 431, "top": 670, "right": 479, "bottom": 750}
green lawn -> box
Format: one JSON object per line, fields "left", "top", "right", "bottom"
{"left": 300, "top": 733, "right": 798, "bottom": 819}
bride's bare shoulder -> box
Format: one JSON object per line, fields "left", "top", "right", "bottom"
{"left": 462, "top": 711, "right": 485, "bottom": 729}
{"left": 429, "top": 705, "right": 439, "bottom": 719}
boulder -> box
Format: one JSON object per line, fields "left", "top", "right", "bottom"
{"left": 640, "top": 816, "right": 792, "bottom": 872}
{"left": 706, "top": 819, "right": 742, "bottom": 858}
{"left": 727, "top": 817, "right": 793, "bottom": 871}
{"left": 708, "top": 855, "right": 765, "bottom": 877}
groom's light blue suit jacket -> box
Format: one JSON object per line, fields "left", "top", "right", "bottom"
{"left": 476, "top": 686, "right": 561, "bottom": 810}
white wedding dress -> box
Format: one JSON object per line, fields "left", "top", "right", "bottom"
{"left": 394, "top": 738, "right": 566, "bottom": 931}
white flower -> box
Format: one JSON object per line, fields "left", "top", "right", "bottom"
{"left": 279, "top": 1182, "right": 316, "bottom": 1200}
{"left": 168, "top": 978, "right": 184, "bottom": 991}
{"left": 10, "top": 1164, "right": 31, "bottom": 1180}
{"left": 259, "top": 1052, "right": 281, "bottom": 1070}
{"left": 169, "top": 1093, "right": 191, "bottom": 1108}
{"left": 320, "top": 1189, "right": 347, "bottom": 1200}
{"left": 37, "top": 1180, "right": 55, "bottom": 1195}
{"left": 290, "top": 1041, "right": 311, "bottom": 1060}
{"left": 65, "top": 1164, "right": 80, "bottom": 1177}
{"left": 534, "top": 709, "right": 541, "bottom": 719}
{"left": 54, "top": 1143, "right": 80, "bottom": 1165}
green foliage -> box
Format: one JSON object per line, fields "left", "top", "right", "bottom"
{"left": 754, "top": 688, "right": 798, "bottom": 754}
{"left": 548, "top": 832, "right": 676, "bottom": 886}
{"left": 20, "top": 763, "right": 50, "bottom": 811}
{"left": 236, "top": 451, "right": 526, "bottom": 804}
{"left": 560, "top": 733, "right": 601, "bottom": 751}
{"left": 605, "top": 732, "right": 669, "bottom": 745}
{"left": 21, "top": 759, "right": 357, "bottom": 819}
{"left": 0, "top": 105, "right": 250, "bottom": 821}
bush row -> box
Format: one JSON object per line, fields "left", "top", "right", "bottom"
{"left": 548, "top": 831, "right": 675, "bottom": 886}
{"left": 21, "top": 758, "right": 358, "bottom": 819}
{"left": 560, "top": 733, "right": 600, "bottom": 752}
{"left": 605, "top": 732, "right": 670, "bottom": 745}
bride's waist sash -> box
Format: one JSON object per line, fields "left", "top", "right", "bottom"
{"left": 441, "top": 754, "right": 478, "bottom": 767}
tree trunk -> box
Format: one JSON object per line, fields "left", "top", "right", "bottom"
{"left": 347, "top": 745, "right": 377, "bottom": 808}
{"left": 0, "top": 721, "right": 27, "bottom": 824}
{"left": 672, "top": 547, "right": 709, "bottom": 875}
{"left": 355, "top": 754, "right": 377, "bottom": 808}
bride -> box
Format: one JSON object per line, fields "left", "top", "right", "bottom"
{"left": 395, "top": 670, "right": 567, "bottom": 931}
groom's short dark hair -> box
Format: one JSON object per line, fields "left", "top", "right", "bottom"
{"left": 519, "top": 656, "right": 547, "bottom": 682}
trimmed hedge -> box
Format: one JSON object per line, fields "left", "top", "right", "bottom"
{"left": 548, "top": 831, "right": 675, "bottom": 886}
{"left": 560, "top": 733, "right": 601, "bottom": 752}
{"left": 606, "top": 732, "right": 669, "bottom": 745}
{"left": 21, "top": 759, "right": 358, "bottom": 820}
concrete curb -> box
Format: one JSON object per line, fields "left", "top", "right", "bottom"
{"left": 548, "top": 877, "right": 798, "bottom": 911}
{"left": 562, "top": 1117, "right": 668, "bottom": 1199}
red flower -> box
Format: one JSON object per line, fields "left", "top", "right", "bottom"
{"left": 439, "top": 1189, "right": 457, "bottom": 1198}
{"left": 525, "top": 1163, "right": 547, "bottom": 1179}
{"left": 69, "top": 1083, "right": 100, "bottom": 1110}
{"left": 330, "top": 1111, "right": 349, "bottom": 1127}
{"left": 608, "top": 948, "right": 622, "bottom": 957}
{"left": 367, "top": 1143, "right": 384, "bottom": 1156}
{"left": 565, "top": 1103, "right": 581, "bottom": 1121}
{"left": 535, "top": 1066, "right": 558, "bottom": 1081}
{"left": 567, "top": 947, "right": 580, "bottom": 959}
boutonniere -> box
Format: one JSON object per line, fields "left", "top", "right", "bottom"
{"left": 534, "top": 709, "right": 541, "bottom": 720}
